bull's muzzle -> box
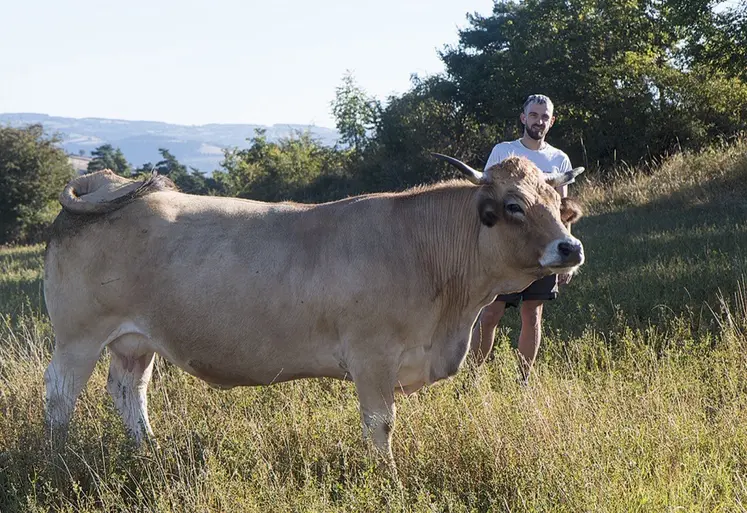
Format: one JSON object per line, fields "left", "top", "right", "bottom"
{"left": 539, "top": 236, "right": 585, "bottom": 272}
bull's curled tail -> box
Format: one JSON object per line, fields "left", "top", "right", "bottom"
{"left": 59, "top": 169, "right": 177, "bottom": 215}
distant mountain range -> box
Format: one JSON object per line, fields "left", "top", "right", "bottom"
{"left": 0, "top": 113, "right": 340, "bottom": 174}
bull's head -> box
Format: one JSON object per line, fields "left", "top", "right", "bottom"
{"left": 432, "top": 152, "right": 585, "bottom": 280}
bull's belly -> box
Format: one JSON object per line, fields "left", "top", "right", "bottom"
{"left": 158, "top": 335, "right": 348, "bottom": 389}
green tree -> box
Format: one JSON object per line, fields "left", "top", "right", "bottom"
{"left": 686, "top": 3, "right": 747, "bottom": 81}
{"left": 357, "top": 75, "right": 494, "bottom": 192}
{"left": 87, "top": 143, "right": 132, "bottom": 176}
{"left": 218, "top": 128, "right": 350, "bottom": 202}
{"left": 135, "top": 149, "right": 223, "bottom": 195}
{"left": 0, "top": 124, "right": 75, "bottom": 243}
{"left": 438, "top": 0, "right": 747, "bottom": 171}
{"left": 331, "top": 71, "right": 379, "bottom": 151}
{"left": 153, "top": 148, "right": 201, "bottom": 194}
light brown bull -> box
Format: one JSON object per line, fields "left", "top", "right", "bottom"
{"left": 43, "top": 154, "right": 584, "bottom": 459}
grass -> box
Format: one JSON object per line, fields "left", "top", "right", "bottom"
{"left": 0, "top": 244, "right": 47, "bottom": 317}
{"left": 1, "top": 137, "right": 747, "bottom": 511}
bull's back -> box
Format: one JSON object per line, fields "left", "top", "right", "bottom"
{"left": 44, "top": 191, "right": 415, "bottom": 384}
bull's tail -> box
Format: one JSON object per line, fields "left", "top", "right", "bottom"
{"left": 59, "top": 169, "right": 177, "bottom": 215}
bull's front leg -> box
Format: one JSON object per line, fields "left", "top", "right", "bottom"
{"left": 350, "top": 358, "right": 397, "bottom": 461}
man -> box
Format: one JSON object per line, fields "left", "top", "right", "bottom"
{"left": 471, "top": 94, "right": 576, "bottom": 383}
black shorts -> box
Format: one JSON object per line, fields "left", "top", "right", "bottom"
{"left": 493, "top": 274, "right": 558, "bottom": 308}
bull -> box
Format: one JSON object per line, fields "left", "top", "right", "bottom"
{"left": 43, "top": 154, "right": 584, "bottom": 459}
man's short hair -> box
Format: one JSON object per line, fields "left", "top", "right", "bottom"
{"left": 523, "top": 94, "right": 554, "bottom": 114}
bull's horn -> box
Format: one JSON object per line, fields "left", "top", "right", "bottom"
{"left": 431, "top": 153, "right": 484, "bottom": 184}
{"left": 544, "top": 166, "right": 585, "bottom": 188}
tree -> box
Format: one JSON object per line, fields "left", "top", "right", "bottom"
{"left": 87, "top": 144, "right": 132, "bottom": 176}
{"left": 331, "top": 71, "right": 379, "bottom": 151}
{"left": 134, "top": 148, "right": 222, "bottom": 195}
{"left": 0, "top": 124, "right": 75, "bottom": 243}
{"left": 357, "top": 75, "right": 495, "bottom": 192}
{"left": 217, "top": 128, "right": 350, "bottom": 202}
{"left": 437, "top": 0, "right": 747, "bottom": 171}
{"left": 686, "top": 3, "right": 747, "bottom": 81}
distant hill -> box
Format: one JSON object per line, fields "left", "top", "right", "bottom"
{"left": 0, "top": 113, "right": 340, "bottom": 174}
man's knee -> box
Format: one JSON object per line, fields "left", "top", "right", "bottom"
{"left": 479, "top": 301, "right": 506, "bottom": 326}
{"left": 520, "top": 300, "right": 544, "bottom": 324}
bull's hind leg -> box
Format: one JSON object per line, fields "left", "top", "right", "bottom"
{"left": 44, "top": 342, "right": 101, "bottom": 438}
{"left": 106, "top": 337, "right": 157, "bottom": 445}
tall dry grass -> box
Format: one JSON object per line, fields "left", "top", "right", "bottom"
{"left": 1, "top": 137, "right": 747, "bottom": 511}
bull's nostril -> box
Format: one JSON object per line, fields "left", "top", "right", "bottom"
{"left": 558, "top": 242, "right": 573, "bottom": 257}
{"left": 540, "top": 239, "right": 584, "bottom": 269}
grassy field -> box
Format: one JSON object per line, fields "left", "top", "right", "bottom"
{"left": 1, "top": 138, "right": 747, "bottom": 512}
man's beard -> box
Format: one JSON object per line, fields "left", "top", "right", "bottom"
{"left": 525, "top": 125, "right": 545, "bottom": 140}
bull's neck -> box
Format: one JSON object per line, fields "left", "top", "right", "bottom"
{"left": 401, "top": 184, "right": 487, "bottom": 312}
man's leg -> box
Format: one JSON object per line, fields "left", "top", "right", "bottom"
{"left": 470, "top": 301, "right": 507, "bottom": 365}
{"left": 516, "top": 300, "right": 544, "bottom": 382}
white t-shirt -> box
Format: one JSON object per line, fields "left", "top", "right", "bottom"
{"left": 484, "top": 139, "right": 573, "bottom": 182}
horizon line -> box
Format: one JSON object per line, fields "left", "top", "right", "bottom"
{"left": 0, "top": 111, "right": 338, "bottom": 131}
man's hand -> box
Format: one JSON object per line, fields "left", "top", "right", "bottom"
{"left": 557, "top": 273, "right": 573, "bottom": 286}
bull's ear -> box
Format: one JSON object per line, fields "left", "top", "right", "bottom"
{"left": 478, "top": 198, "right": 500, "bottom": 227}
{"left": 431, "top": 153, "right": 484, "bottom": 184}
{"left": 561, "top": 197, "right": 583, "bottom": 224}
{"left": 545, "top": 166, "right": 585, "bottom": 188}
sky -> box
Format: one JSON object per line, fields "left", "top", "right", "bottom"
{"left": 1, "top": 0, "right": 494, "bottom": 129}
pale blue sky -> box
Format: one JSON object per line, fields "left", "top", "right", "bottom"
{"left": 1, "top": 0, "right": 494, "bottom": 129}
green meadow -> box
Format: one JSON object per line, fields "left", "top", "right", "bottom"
{"left": 1, "top": 138, "right": 747, "bottom": 512}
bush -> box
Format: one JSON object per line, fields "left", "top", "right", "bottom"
{"left": 0, "top": 124, "right": 74, "bottom": 244}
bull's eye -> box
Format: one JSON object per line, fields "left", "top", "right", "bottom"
{"left": 506, "top": 203, "right": 524, "bottom": 215}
